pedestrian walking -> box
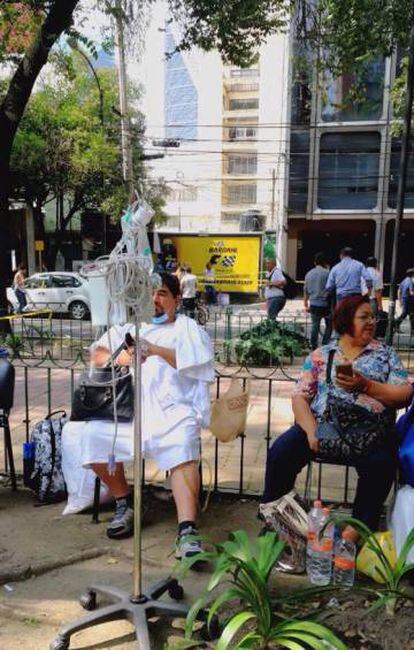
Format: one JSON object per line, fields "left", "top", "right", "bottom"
{"left": 13, "top": 263, "right": 27, "bottom": 313}
{"left": 304, "top": 252, "right": 332, "bottom": 349}
{"left": 180, "top": 266, "right": 197, "bottom": 318}
{"left": 364, "top": 257, "right": 383, "bottom": 314}
{"left": 395, "top": 268, "right": 414, "bottom": 331}
{"left": 264, "top": 257, "right": 286, "bottom": 319}
{"left": 204, "top": 262, "right": 216, "bottom": 305}
{"left": 326, "top": 247, "right": 372, "bottom": 303}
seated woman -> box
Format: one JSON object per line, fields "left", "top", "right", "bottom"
{"left": 261, "top": 295, "right": 413, "bottom": 539}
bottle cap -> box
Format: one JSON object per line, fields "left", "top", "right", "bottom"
{"left": 341, "top": 529, "right": 355, "bottom": 540}
{"left": 313, "top": 500, "right": 322, "bottom": 508}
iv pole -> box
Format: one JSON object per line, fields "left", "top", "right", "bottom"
{"left": 50, "top": 287, "right": 216, "bottom": 650}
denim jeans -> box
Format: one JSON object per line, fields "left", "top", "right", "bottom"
{"left": 14, "top": 288, "right": 27, "bottom": 313}
{"left": 309, "top": 305, "right": 332, "bottom": 349}
{"left": 396, "top": 297, "right": 414, "bottom": 329}
{"left": 262, "top": 424, "right": 397, "bottom": 531}
{"left": 267, "top": 296, "right": 286, "bottom": 319}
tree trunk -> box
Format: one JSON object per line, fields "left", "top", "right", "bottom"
{"left": 0, "top": 0, "right": 80, "bottom": 332}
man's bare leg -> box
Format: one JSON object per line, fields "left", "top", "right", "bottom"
{"left": 91, "top": 462, "right": 133, "bottom": 539}
{"left": 170, "top": 461, "right": 204, "bottom": 564}
{"left": 90, "top": 462, "right": 130, "bottom": 498}
{"left": 170, "top": 460, "right": 199, "bottom": 522}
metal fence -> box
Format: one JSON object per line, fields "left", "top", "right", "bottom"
{"left": 6, "top": 307, "right": 414, "bottom": 372}
{"left": 4, "top": 359, "right": 357, "bottom": 505}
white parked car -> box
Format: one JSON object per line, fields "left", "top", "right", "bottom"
{"left": 7, "top": 272, "right": 91, "bottom": 320}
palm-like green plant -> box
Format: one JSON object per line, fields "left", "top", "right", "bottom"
{"left": 182, "top": 529, "right": 346, "bottom": 649}
{"left": 327, "top": 515, "right": 414, "bottom": 616}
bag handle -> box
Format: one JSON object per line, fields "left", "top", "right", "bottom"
{"left": 45, "top": 409, "right": 67, "bottom": 420}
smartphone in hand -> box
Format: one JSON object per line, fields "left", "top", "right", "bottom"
{"left": 124, "top": 332, "right": 135, "bottom": 348}
{"left": 336, "top": 363, "right": 353, "bottom": 377}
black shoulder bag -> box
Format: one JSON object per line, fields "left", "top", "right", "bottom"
{"left": 71, "top": 338, "right": 133, "bottom": 422}
{"left": 316, "top": 349, "right": 389, "bottom": 461}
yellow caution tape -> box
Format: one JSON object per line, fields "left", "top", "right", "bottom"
{"left": 0, "top": 309, "right": 53, "bottom": 321}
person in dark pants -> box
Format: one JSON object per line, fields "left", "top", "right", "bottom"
{"left": 395, "top": 268, "right": 414, "bottom": 331}
{"left": 264, "top": 257, "right": 286, "bottom": 319}
{"left": 260, "top": 295, "right": 413, "bottom": 539}
{"left": 304, "top": 252, "right": 332, "bottom": 349}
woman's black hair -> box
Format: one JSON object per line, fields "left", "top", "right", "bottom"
{"left": 159, "top": 272, "right": 180, "bottom": 297}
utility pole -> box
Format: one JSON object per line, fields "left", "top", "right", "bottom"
{"left": 386, "top": 5, "right": 414, "bottom": 344}
{"left": 114, "top": 0, "right": 134, "bottom": 201}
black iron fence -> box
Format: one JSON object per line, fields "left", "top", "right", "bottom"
{"left": 6, "top": 307, "right": 414, "bottom": 372}
{"left": 4, "top": 359, "right": 357, "bottom": 505}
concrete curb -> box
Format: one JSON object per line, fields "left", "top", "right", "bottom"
{"left": 0, "top": 546, "right": 110, "bottom": 586}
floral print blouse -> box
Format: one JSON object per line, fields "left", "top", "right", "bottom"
{"left": 293, "top": 339, "right": 410, "bottom": 422}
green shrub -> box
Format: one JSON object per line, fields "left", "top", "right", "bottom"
{"left": 224, "top": 319, "right": 309, "bottom": 366}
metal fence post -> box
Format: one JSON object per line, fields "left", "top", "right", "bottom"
{"left": 224, "top": 305, "right": 233, "bottom": 365}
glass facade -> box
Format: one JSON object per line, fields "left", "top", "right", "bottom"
{"left": 321, "top": 60, "right": 385, "bottom": 122}
{"left": 388, "top": 137, "right": 414, "bottom": 208}
{"left": 317, "top": 132, "right": 381, "bottom": 209}
{"left": 288, "top": 131, "right": 310, "bottom": 212}
{"left": 164, "top": 28, "right": 198, "bottom": 139}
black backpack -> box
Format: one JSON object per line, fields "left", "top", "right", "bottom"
{"left": 24, "top": 410, "right": 67, "bottom": 503}
{"left": 282, "top": 272, "right": 298, "bottom": 300}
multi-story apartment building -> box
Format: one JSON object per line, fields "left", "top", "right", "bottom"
{"left": 135, "top": 1, "right": 290, "bottom": 244}
{"left": 136, "top": 2, "right": 413, "bottom": 281}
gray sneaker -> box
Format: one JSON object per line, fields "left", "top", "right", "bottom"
{"left": 175, "top": 526, "right": 203, "bottom": 562}
{"left": 106, "top": 500, "right": 134, "bottom": 539}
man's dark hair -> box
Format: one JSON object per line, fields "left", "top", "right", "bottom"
{"left": 407, "top": 268, "right": 414, "bottom": 277}
{"left": 159, "top": 272, "right": 180, "bottom": 297}
{"left": 366, "top": 256, "right": 377, "bottom": 268}
{"left": 333, "top": 295, "right": 370, "bottom": 335}
{"left": 314, "top": 252, "right": 326, "bottom": 266}
{"left": 340, "top": 247, "right": 353, "bottom": 257}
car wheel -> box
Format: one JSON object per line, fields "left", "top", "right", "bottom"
{"left": 69, "top": 301, "right": 90, "bottom": 320}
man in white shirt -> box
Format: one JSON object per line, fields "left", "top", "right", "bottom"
{"left": 180, "top": 266, "right": 198, "bottom": 318}
{"left": 364, "top": 257, "right": 383, "bottom": 314}
{"left": 71, "top": 273, "right": 214, "bottom": 563}
{"left": 264, "top": 257, "right": 286, "bottom": 318}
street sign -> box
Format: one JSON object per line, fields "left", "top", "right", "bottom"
{"left": 35, "top": 240, "right": 44, "bottom": 251}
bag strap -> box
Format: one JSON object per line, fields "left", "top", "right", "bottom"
{"left": 326, "top": 348, "right": 335, "bottom": 384}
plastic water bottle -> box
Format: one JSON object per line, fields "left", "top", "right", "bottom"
{"left": 333, "top": 530, "right": 356, "bottom": 587}
{"left": 306, "top": 500, "right": 323, "bottom": 574}
{"left": 307, "top": 507, "right": 334, "bottom": 585}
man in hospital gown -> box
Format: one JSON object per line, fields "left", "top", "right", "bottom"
{"left": 81, "top": 273, "right": 214, "bottom": 561}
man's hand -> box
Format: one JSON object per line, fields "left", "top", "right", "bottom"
{"left": 90, "top": 345, "right": 110, "bottom": 367}
{"left": 336, "top": 370, "right": 370, "bottom": 393}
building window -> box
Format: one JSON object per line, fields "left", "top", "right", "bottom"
{"left": 221, "top": 212, "right": 241, "bottom": 222}
{"left": 288, "top": 131, "right": 310, "bottom": 212}
{"left": 230, "top": 68, "right": 259, "bottom": 78}
{"left": 228, "top": 98, "right": 259, "bottom": 111}
{"left": 321, "top": 59, "right": 385, "bottom": 122}
{"left": 388, "top": 137, "right": 414, "bottom": 208}
{"left": 228, "top": 125, "right": 257, "bottom": 141}
{"left": 225, "top": 184, "right": 257, "bottom": 205}
{"left": 318, "top": 131, "right": 380, "bottom": 209}
{"left": 226, "top": 154, "right": 257, "bottom": 175}
{"left": 170, "top": 186, "right": 198, "bottom": 202}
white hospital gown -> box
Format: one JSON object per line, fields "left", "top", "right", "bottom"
{"left": 75, "top": 315, "right": 214, "bottom": 471}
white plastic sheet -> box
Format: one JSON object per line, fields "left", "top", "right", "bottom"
{"left": 61, "top": 421, "right": 110, "bottom": 515}
{"left": 390, "top": 485, "right": 414, "bottom": 563}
